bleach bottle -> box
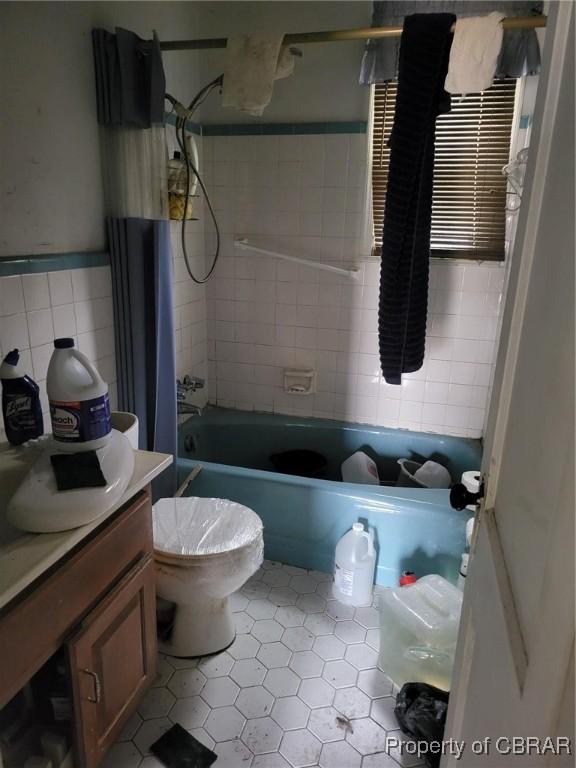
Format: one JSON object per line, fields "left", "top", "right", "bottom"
{"left": 47, "top": 338, "right": 111, "bottom": 452}
{"left": 0, "top": 349, "right": 44, "bottom": 445}
{"left": 333, "top": 522, "right": 376, "bottom": 606}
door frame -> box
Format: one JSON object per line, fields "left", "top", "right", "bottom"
{"left": 443, "top": 0, "right": 574, "bottom": 758}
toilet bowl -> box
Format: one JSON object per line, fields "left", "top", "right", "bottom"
{"left": 152, "top": 496, "right": 263, "bottom": 657}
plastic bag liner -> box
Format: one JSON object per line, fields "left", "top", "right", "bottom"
{"left": 394, "top": 683, "right": 450, "bottom": 768}
{"left": 153, "top": 497, "right": 264, "bottom": 557}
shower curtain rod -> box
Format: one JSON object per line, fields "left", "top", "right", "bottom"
{"left": 159, "top": 15, "right": 546, "bottom": 51}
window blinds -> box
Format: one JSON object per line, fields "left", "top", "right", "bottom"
{"left": 372, "top": 79, "right": 517, "bottom": 260}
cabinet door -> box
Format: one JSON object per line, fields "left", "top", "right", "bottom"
{"left": 67, "top": 556, "right": 157, "bottom": 768}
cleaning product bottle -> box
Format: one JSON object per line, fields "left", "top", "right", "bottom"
{"left": 333, "top": 522, "right": 376, "bottom": 606}
{"left": 46, "top": 338, "right": 111, "bottom": 452}
{"left": 0, "top": 349, "right": 44, "bottom": 445}
{"left": 341, "top": 451, "right": 380, "bottom": 485}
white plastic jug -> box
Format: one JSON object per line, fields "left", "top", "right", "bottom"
{"left": 47, "top": 338, "right": 111, "bottom": 452}
{"left": 341, "top": 451, "right": 380, "bottom": 485}
{"left": 333, "top": 522, "right": 376, "bottom": 606}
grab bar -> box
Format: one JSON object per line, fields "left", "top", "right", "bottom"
{"left": 234, "top": 238, "right": 360, "bottom": 279}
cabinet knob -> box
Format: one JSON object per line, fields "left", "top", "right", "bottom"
{"left": 82, "top": 669, "right": 102, "bottom": 703}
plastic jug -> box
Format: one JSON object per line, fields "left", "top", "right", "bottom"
{"left": 341, "top": 451, "right": 380, "bottom": 485}
{"left": 396, "top": 458, "right": 451, "bottom": 488}
{"left": 333, "top": 522, "right": 376, "bottom": 606}
{"left": 378, "top": 574, "right": 463, "bottom": 691}
{"left": 46, "top": 338, "right": 111, "bottom": 452}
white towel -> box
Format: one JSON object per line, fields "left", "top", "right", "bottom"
{"left": 445, "top": 12, "right": 505, "bottom": 94}
{"left": 222, "top": 33, "right": 295, "bottom": 116}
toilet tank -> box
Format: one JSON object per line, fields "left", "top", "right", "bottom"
{"left": 378, "top": 574, "right": 463, "bottom": 691}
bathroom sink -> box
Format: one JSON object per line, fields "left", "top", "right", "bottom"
{"left": 6, "top": 432, "right": 135, "bottom": 533}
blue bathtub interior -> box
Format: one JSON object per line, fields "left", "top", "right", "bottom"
{"left": 179, "top": 408, "right": 481, "bottom": 484}
{"left": 177, "top": 408, "right": 482, "bottom": 588}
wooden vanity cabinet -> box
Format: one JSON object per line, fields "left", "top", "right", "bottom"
{"left": 0, "top": 488, "right": 158, "bottom": 768}
{"left": 68, "top": 555, "right": 156, "bottom": 767}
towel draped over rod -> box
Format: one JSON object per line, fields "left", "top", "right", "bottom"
{"left": 159, "top": 15, "right": 546, "bottom": 51}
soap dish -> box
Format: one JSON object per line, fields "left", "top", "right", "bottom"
{"left": 283, "top": 369, "right": 316, "bottom": 396}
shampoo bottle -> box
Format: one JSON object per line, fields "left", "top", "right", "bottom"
{"left": 0, "top": 349, "right": 44, "bottom": 445}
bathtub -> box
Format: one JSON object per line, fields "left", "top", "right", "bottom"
{"left": 177, "top": 408, "right": 482, "bottom": 587}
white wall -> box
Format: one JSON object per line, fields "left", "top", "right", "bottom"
{"left": 0, "top": 1, "right": 201, "bottom": 257}
{"left": 193, "top": 1, "right": 371, "bottom": 124}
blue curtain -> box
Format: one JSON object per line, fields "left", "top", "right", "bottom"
{"left": 94, "top": 29, "right": 177, "bottom": 500}
{"left": 360, "top": 1, "right": 543, "bottom": 84}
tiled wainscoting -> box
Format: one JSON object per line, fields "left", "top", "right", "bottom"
{"left": 0, "top": 266, "right": 117, "bottom": 439}
{"left": 200, "top": 131, "right": 505, "bottom": 438}
{"left": 107, "top": 560, "right": 424, "bottom": 768}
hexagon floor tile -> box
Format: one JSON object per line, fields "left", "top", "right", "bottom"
{"left": 204, "top": 706, "right": 246, "bottom": 742}
{"left": 169, "top": 695, "right": 210, "bottom": 730}
{"left": 236, "top": 686, "right": 275, "bottom": 719}
{"left": 320, "top": 740, "right": 362, "bottom": 768}
{"left": 271, "top": 695, "right": 310, "bottom": 731}
{"left": 242, "top": 716, "right": 283, "bottom": 754}
{"left": 280, "top": 728, "right": 322, "bottom": 767}
{"left": 109, "top": 560, "right": 423, "bottom": 768}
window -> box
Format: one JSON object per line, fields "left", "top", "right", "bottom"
{"left": 371, "top": 79, "right": 517, "bottom": 261}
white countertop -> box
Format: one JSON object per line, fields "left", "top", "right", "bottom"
{"left": 0, "top": 445, "right": 172, "bottom": 612}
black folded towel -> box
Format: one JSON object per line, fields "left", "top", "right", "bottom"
{"left": 379, "top": 13, "right": 456, "bottom": 384}
{"left": 50, "top": 451, "right": 107, "bottom": 491}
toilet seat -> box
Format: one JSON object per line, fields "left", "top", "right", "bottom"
{"left": 153, "top": 496, "right": 263, "bottom": 565}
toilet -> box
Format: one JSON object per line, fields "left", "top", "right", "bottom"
{"left": 152, "top": 496, "right": 263, "bottom": 657}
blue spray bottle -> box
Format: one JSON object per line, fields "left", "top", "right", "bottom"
{"left": 1, "top": 349, "right": 44, "bottom": 445}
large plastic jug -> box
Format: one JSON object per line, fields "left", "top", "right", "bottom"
{"left": 341, "top": 451, "right": 380, "bottom": 485}
{"left": 333, "top": 523, "right": 376, "bottom": 606}
{"left": 378, "top": 575, "right": 463, "bottom": 691}
{"left": 46, "top": 338, "right": 111, "bottom": 452}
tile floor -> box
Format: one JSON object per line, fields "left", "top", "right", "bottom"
{"left": 105, "top": 561, "right": 424, "bottom": 768}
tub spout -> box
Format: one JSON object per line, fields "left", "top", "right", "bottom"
{"left": 177, "top": 402, "right": 202, "bottom": 416}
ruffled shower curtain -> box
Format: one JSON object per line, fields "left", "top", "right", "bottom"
{"left": 93, "top": 28, "right": 177, "bottom": 499}
{"left": 360, "top": 0, "right": 542, "bottom": 84}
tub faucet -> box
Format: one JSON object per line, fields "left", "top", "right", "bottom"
{"left": 176, "top": 375, "right": 204, "bottom": 416}
{"left": 180, "top": 375, "right": 204, "bottom": 392}
{"left": 178, "top": 402, "right": 202, "bottom": 416}
{"left": 177, "top": 376, "right": 204, "bottom": 399}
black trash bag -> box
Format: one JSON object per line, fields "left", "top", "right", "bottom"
{"left": 394, "top": 682, "right": 450, "bottom": 768}
{"left": 270, "top": 449, "right": 327, "bottom": 478}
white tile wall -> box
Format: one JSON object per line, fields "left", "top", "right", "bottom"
{"left": 170, "top": 133, "right": 210, "bottom": 410}
{"left": 201, "top": 133, "right": 505, "bottom": 439}
{"left": 0, "top": 266, "right": 117, "bottom": 440}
